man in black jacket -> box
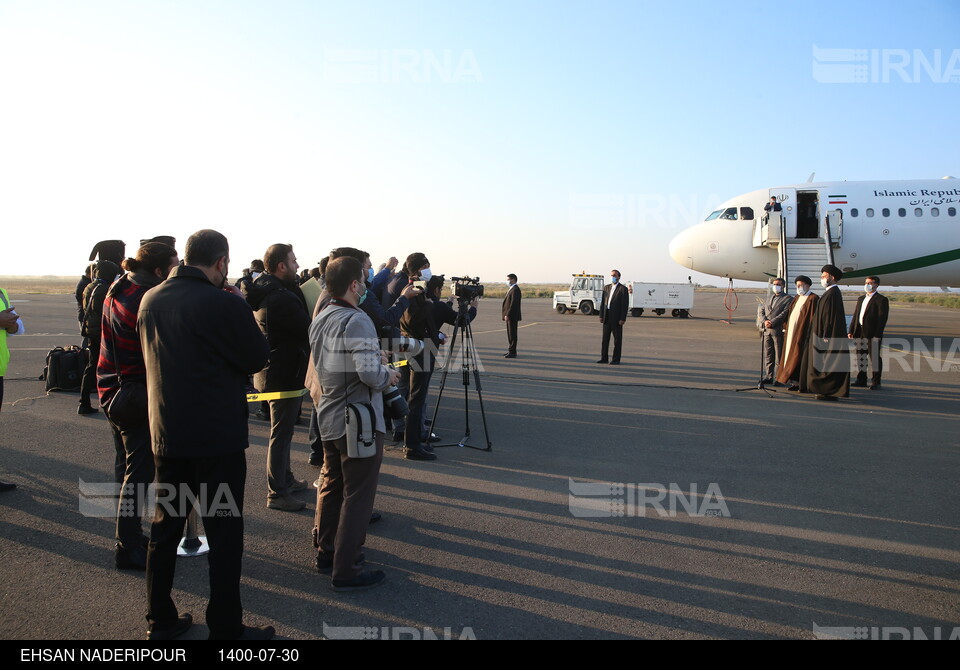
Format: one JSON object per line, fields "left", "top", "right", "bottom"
{"left": 244, "top": 244, "right": 311, "bottom": 512}
{"left": 502, "top": 274, "right": 521, "bottom": 358}
{"left": 848, "top": 275, "right": 890, "bottom": 390}
{"left": 138, "top": 229, "right": 273, "bottom": 641}
{"left": 79, "top": 260, "right": 120, "bottom": 415}
{"left": 598, "top": 270, "right": 630, "bottom": 365}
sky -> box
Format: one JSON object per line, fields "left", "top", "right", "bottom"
{"left": 1, "top": 0, "right": 958, "bottom": 284}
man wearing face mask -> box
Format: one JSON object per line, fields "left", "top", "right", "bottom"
{"left": 757, "top": 278, "right": 792, "bottom": 385}
{"left": 805, "top": 264, "right": 851, "bottom": 401}
{"left": 138, "top": 229, "right": 273, "bottom": 640}
{"left": 382, "top": 252, "right": 430, "bottom": 310}
{"left": 98, "top": 242, "right": 179, "bottom": 570}
{"left": 776, "top": 276, "right": 818, "bottom": 390}
{"left": 848, "top": 276, "right": 889, "bottom": 390}
{"left": 597, "top": 270, "right": 629, "bottom": 365}
{"left": 244, "top": 244, "right": 312, "bottom": 512}
{"left": 310, "top": 256, "right": 400, "bottom": 591}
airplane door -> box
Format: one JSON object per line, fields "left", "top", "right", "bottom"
{"left": 770, "top": 188, "right": 797, "bottom": 237}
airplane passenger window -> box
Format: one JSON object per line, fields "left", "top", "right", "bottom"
{"left": 915, "top": 208, "right": 923, "bottom": 217}
{"left": 866, "top": 208, "right": 875, "bottom": 217}
{"left": 932, "top": 208, "right": 939, "bottom": 217}
{"left": 898, "top": 208, "right": 906, "bottom": 217}
{"left": 719, "top": 207, "right": 738, "bottom": 220}
{"left": 705, "top": 210, "right": 722, "bottom": 221}
{"left": 882, "top": 208, "right": 890, "bottom": 217}
{"left": 740, "top": 207, "right": 754, "bottom": 220}
{"left": 949, "top": 207, "right": 957, "bottom": 217}
{"left": 850, "top": 208, "right": 858, "bottom": 217}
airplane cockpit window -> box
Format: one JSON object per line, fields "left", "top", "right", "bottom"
{"left": 719, "top": 207, "right": 738, "bottom": 220}
{"left": 740, "top": 207, "right": 754, "bottom": 220}
{"left": 705, "top": 209, "right": 723, "bottom": 221}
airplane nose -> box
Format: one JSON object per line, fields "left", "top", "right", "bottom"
{"left": 669, "top": 227, "right": 696, "bottom": 270}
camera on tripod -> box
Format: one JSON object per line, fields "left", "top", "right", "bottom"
{"left": 452, "top": 276, "right": 484, "bottom": 302}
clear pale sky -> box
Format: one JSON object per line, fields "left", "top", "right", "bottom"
{"left": 1, "top": 0, "right": 958, "bottom": 284}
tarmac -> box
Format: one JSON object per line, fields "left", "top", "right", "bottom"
{"left": 1, "top": 290, "right": 958, "bottom": 640}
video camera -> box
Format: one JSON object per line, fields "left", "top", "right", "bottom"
{"left": 452, "top": 276, "right": 484, "bottom": 302}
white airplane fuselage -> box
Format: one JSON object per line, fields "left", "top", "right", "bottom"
{"left": 669, "top": 179, "right": 960, "bottom": 286}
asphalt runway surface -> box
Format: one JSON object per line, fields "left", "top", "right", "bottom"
{"left": 1, "top": 291, "right": 958, "bottom": 640}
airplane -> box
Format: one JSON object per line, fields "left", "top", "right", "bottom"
{"left": 669, "top": 177, "right": 960, "bottom": 288}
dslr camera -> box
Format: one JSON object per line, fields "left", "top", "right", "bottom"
{"left": 377, "top": 326, "right": 426, "bottom": 421}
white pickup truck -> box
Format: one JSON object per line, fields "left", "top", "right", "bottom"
{"left": 553, "top": 274, "right": 694, "bottom": 318}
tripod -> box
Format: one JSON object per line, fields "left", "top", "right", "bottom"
{"left": 428, "top": 301, "right": 493, "bottom": 451}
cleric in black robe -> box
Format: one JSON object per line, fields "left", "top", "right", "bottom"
{"left": 804, "top": 264, "right": 851, "bottom": 401}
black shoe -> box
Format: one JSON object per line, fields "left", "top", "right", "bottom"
{"left": 331, "top": 569, "right": 386, "bottom": 593}
{"left": 0, "top": 481, "right": 16, "bottom": 493}
{"left": 404, "top": 448, "right": 437, "bottom": 461}
{"left": 316, "top": 552, "right": 365, "bottom": 574}
{"left": 788, "top": 385, "right": 800, "bottom": 392}
{"left": 596, "top": 359, "right": 608, "bottom": 364}
{"left": 852, "top": 380, "right": 868, "bottom": 388}
{"left": 147, "top": 613, "right": 192, "bottom": 641}
{"left": 422, "top": 432, "right": 441, "bottom": 444}
{"left": 77, "top": 404, "right": 99, "bottom": 416}
{"left": 392, "top": 431, "right": 405, "bottom": 443}
{"left": 115, "top": 542, "right": 147, "bottom": 571}
{"left": 209, "top": 625, "right": 276, "bottom": 641}
{"left": 369, "top": 512, "right": 382, "bottom": 525}
{"left": 503, "top": 353, "right": 516, "bottom": 358}
{"left": 307, "top": 453, "right": 323, "bottom": 467}
{"left": 609, "top": 360, "right": 620, "bottom": 365}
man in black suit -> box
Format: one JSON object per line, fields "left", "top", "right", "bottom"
{"left": 848, "top": 275, "right": 890, "bottom": 390}
{"left": 764, "top": 196, "right": 782, "bottom": 213}
{"left": 597, "top": 270, "right": 630, "bottom": 365}
{"left": 502, "top": 274, "right": 521, "bottom": 358}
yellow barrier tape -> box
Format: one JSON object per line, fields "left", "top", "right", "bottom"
{"left": 246, "top": 388, "right": 309, "bottom": 402}
{"left": 389, "top": 359, "right": 409, "bottom": 368}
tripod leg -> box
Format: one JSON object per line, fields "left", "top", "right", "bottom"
{"left": 429, "top": 322, "right": 460, "bottom": 431}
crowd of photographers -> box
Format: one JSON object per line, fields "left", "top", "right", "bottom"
{"left": 74, "top": 232, "right": 479, "bottom": 638}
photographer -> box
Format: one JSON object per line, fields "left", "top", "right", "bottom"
{"left": 310, "top": 256, "right": 399, "bottom": 591}
{"left": 97, "top": 242, "right": 179, "bottom": 570}
{"left": 305, "top": 248, "right": 419, "bottom": 468}
{"left": 399, "top": 275, "right": 477, "bottom": 462}
{"left": 382, "top": 252, "right": 430, "bottom": 310}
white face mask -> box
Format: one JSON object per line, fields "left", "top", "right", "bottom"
{"left": 796, "top": 286, "right": 808, "bottom": 296}
{"left": 773, "top": 285, "right": 784, "bottom": 294}
{"left": 420, "top": 268, "right": 432, "bottom": 281}
{"left": 820, "top": 278, "right": 830, "bottom": 289}
{"left": 865, "top": 283, "right": 876, "bottom": 293}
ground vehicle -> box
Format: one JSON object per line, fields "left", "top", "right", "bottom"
{"left": 628, "top": 282, "right": 694, "bottom": 318}
{"left": 553, "top": 275, "right": 694, "bottom": 317}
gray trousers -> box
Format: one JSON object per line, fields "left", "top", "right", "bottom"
{"left": 762, "top": 329, "right": 784, "bottom": 381}
{"left": 266, "top": 397, "right": 300, "bottom": 499}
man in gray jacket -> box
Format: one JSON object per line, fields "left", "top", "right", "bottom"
{"left": 310, "top": 256, "right": 400, "bottom": 592}
{"left": 758, "top": 277, "right": 793, "bottom": 385}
